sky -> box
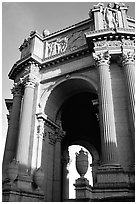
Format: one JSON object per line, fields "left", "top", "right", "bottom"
{"left": 2, "top": 1, "right": 135, "bottom": 155}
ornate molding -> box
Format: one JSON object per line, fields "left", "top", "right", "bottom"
{"left": 121, "top": 51, "right": 135, "bottom": 66}
{"left": 93, "top": 51, "right": 111, "bottom": 66}
{"left": 11, "top": 84, "right": 24, "bottom": 97}
{"left": 20, "top": 73, "right": 40, "bottom": 88}
{"left": 55, "top": 126, "right": 66, "bottom": 142}
{"left": 37, "top": 118, "right": 45, "bottom": 140}
{"left": 48, "top": 131, "right": 57, "bottom": 145}
{"left": 121, "top": 39, "right": 135, "bottom": 48}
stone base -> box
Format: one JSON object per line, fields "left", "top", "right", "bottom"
{"left": 74, "top": 177, "right": 92, "bottom": 199}
{"left": 92, "top": 165, "right": 135, "bottom": 200}
{"left": 2, "top": 170, "right": 44, "bottom": 202}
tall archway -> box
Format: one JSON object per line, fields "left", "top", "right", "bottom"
{"left": 41, "top": 77, "right": 101, "bottom": 201}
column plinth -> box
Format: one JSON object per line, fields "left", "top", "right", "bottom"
{"left": 93, "top": 52, "right": 119, "bottom": 167}
{"left": 121, "top": 51, "right": 135, "bottom": 146}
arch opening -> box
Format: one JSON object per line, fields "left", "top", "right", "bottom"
{"left": 43, "top": 77, "right": 97, "bottom": 122}
{"left": 42, "top": 77, "right": 101, "bottom": 201}
{"left": 68, "top": 145, "right": 93, "bottom": 199}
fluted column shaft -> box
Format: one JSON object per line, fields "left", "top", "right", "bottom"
{"left": 3, "top": 84, "right": 23, "bottom": 176}
{"left": 16, "top": 75, "right": 37, "bottom": 166}
{"left": 93, "top": 52, "right": 119, "bottom": 166}
{"left": 121, "top": 52, "right": 135, "bottom": 145}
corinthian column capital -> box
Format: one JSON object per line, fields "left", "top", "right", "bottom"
{"left": 93, "top": 51, "right": 111, "bottom": 66}
{"left": 11, "top": 84, "right": 23, "bottom": 97}
{"left": 121, "top": 51, "right": 135, "bottom": 66}
{"left": 55, "top": 125, "right": 66, "bottom": 142}
{"left": 21, "top": 73, "right": 40, "bottom": 88}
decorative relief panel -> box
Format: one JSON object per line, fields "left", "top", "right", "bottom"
{"left": 45, "top": 37, "right": 68, "bottom": 58}
{"left": 44, "top": 27, "right": 89, "bottom": 59}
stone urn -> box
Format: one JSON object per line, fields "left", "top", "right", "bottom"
{"left": 33, "top": 167, "right": 44, "bottom": 188}
{"left": 7, "top": 159, "right": 19, "bottom": 182}
{"left": 76, "top": 148, "right": 88, "bottom": 178}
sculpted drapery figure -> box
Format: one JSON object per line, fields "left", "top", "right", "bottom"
{"left": 104, "top": 3, "right": 117, "bottom": 29}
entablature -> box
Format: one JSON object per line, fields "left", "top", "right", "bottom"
{"left": 85, "top": 28, "right": 135, "bottom": 54}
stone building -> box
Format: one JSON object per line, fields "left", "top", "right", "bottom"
{"left": 2, "top": 2, "right": 135, "bottom": 202}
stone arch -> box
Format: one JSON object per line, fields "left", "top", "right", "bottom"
{"left": 40, "top": 75, "right": 98, "bottom": 122}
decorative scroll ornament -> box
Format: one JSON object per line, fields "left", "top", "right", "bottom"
{"left": 93, "top": 51, "right": 111, "bottom": 66}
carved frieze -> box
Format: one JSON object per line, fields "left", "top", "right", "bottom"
{"left": 44, "top": 27, "right": 89, "bottom": 59}
{"left": 45, "top": 37, "right": 68, "bottom": 58}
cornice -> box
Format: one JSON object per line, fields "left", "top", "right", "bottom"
{"left": 9, "top": 45, "right": 90, "bottom": 80}
{"left": 41, "top": 45, "right": 90, "bottom": 70}
{"left": 36, "top": 112, "right": 59, "bottom": 131}
{"left": 127, "top": 16, "right": 135, "bottom": 22}
{"left": 85, "top": 28, "right": 135, "bottom": 53}
{"left": 85, "top": 28, "right": 135, "bottom": 40}
{"left": 8, "top": 55, "right": 42, "bottom": 80}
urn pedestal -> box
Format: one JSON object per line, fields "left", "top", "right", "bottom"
{"left": 74, "top": 149, "right": 92, "bottom": 199}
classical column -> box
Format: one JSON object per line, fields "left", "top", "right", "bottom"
{"left": 16, "top": 74, "right": 38, "bottom": 166}
{"left": 93, "top": 51, "right": 119, "bottom": 166}
{"left": 121, "top": 51, "right": 135, "bottom": 145}
{"left": 2, "top": 84, "right": 23, "bottom": 177}
{"left": 53, "top": 126, "right": 65, "bottom": 201}
{"left": 62, "top": 149, "right": 70, "bottom": 201}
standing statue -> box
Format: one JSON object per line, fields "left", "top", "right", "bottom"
{"left": 104, "top": 3, "right": 116, "bottom": 29}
